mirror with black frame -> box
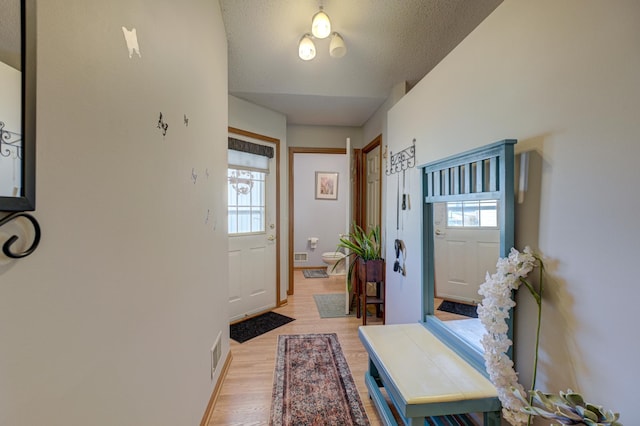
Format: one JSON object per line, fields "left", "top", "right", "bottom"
{"left": 0, "top": 0, "right": 36, "bottom": 212}
{"left": 421, "top": 140, "right": 516, "bottom": 371}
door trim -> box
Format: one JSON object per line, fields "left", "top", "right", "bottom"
{"left": 228, "top": 127, "right": 282, "bottom": 306}
{"left": 352, "top": 148, "right": 363, "bottom": 227}
{"left": 287, "top": 147, "right": 346, "bottom": 296}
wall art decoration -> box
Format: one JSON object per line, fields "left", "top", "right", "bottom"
{"left": 315, "top": 171, "right": 339, "bottom": 200}
{"left": 121, "top": 27, "right": 141, "bottom": 58}
{"left": 157, "top": 112, "right": 168, "bottom": 136}
{"left": 191, "top": 168, "right": 198, "bottom": 184}
{"left": 184, "top": 114, "right": 189, "bottom": 127}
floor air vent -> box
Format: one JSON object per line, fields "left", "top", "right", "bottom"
{"left": 211, "top": 331, "right": 222, "bottom": 379}
{"left": 294, "top": 252, "right": 308, "bottom": 262}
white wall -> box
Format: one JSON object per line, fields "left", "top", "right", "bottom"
{"left": 293, "top": 153, "right": 348, "bottom": 267}
{"left": 229, "top": 96, "right": 286, "bottom": 141}
{"left": 228, "top": 95, "right": 288, "bottom": 302}
{"left": 0, "top": 1, "right": 229, "bottom": 425}
{"left": 362, "top": 81, "right": 408, "bottom": 263}
{"left": 287, "top": 124, "right": 362, "bottom": 149}
{"left": 386, "top": 0, "right": 639, "bottom": 422}
{"left": 362, "top": 81, "right": 408, "bottom": 146}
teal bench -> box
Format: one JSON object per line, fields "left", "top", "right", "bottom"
{"left": 359, "top": 324, "right": 501, "bottom": 425}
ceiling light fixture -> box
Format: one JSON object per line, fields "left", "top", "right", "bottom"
{"left": 311, "top": 6, "right": 331, "bottom": 39}
{"left": 298, "top": 33, "right": 316, "bottom": 61}
{"left": 298, "top": 5, "right": 346, "bottom": 61}
{"left": 329, "top": 32, "right": 347, "bottom": 58}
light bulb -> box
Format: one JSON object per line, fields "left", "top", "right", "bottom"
{"left": 311, "top": 7, "right": 331, "bottom": 39}
{"left": 298, "top": 33, "right": 316, "bottom": 61}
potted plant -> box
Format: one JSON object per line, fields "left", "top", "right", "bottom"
{"left": 333, "top": 223, "right": 383, "bottom": 293}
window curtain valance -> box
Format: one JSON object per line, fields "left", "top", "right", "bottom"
{"left": 228, "top": 137, "right": 274, "bottom": 158}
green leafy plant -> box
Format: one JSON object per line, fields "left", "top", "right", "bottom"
{"left": 333, "top": 223, "right": 382, "bottom": 292}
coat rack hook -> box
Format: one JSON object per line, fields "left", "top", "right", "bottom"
{"left": 385, "top": 138, "right": 416, "bottom": 176}
{"left": 0, "top": 212, "right": 41, "bottom": 259}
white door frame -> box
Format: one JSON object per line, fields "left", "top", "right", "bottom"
{"left": 228, "top": 127, "right": 282, "bottom": 311}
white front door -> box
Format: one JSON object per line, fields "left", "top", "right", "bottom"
{"left": 433, "top": 202, "right": 499, "bottom": 304}
{"left": 228, "top": 137, "right": 277, "bottom": 322}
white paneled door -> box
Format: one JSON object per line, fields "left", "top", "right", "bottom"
{"left": 228, "top": 138, "right": 277, "bottom": 322}
{"left": 433, "top": 202, "right": 499, "bottom": 304}
{"left": 365, "top": 144, "right": 381, "bottom": 231}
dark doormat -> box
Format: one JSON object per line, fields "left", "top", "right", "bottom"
{"left": 303, "top": 269, "right": 329, "bottom": 278}
{"left": 230, "top": 312, "right": 295, "bottom": 343}
{"left": 437, "top": 300, "right": 478, "bottom": 318}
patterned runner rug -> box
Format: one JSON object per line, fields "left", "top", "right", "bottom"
{"left": 270, "top": 333, "right": 369, "bottom": 425}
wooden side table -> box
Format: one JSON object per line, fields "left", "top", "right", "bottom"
{"left": 356, "top": 259, "right": 385, "bottom": 325}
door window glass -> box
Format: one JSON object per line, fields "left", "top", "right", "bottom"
{"left": 446, "top": 200, "right": 498, "bottom": 228}
{"left": 228, "top": 168, "right": 265, "bottom": 234}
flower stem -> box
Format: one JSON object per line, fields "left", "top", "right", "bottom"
{"left": 520, "top": 278, "right": 541, "bottom": 305}
{"left": 527, "top": 258, "right": 544, "bottom": 426}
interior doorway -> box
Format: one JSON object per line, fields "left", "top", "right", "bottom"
{"left": 287, "top": 147, "right": 347, "bottom": 296}
{"left": 286, "top": 137, "right": 381, "bottom": 299}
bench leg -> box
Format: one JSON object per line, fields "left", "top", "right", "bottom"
{"left": 368, "top": 358, "right": 384, "bottom": 387}
{"left": 364, "top": 371, "right": 398, "bottom": 426}
{"left": 484, "top": 410, "right": 501, "bottom": 426}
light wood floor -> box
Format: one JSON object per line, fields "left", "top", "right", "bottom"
{"left": 208, "top": 270, "right": 476, "bottom": 425}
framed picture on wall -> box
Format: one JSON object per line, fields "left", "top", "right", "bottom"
{"left": 315, "top": 171, "right": 339, "bottom": 200}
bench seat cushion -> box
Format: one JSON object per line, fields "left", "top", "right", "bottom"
{"left": 359, "top": 324, "right": 497, "bottom": 405}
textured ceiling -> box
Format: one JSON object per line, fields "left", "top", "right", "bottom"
{"left": 220, "top": 0, "right": 503, "bottom": 127}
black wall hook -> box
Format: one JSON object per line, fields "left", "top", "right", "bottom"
{"left": 0, "top": 212, "right": 41, "bottom": 258}
{"left": 385, "top": 138, "right": 416, "bottom": 176}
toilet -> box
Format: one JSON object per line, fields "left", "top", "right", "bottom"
{"left": 321, "top": 251, "right": 347, "bottom": 275}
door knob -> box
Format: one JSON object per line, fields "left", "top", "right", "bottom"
{"left": 267, "top": 235, "right": 276, "bottom": 241}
